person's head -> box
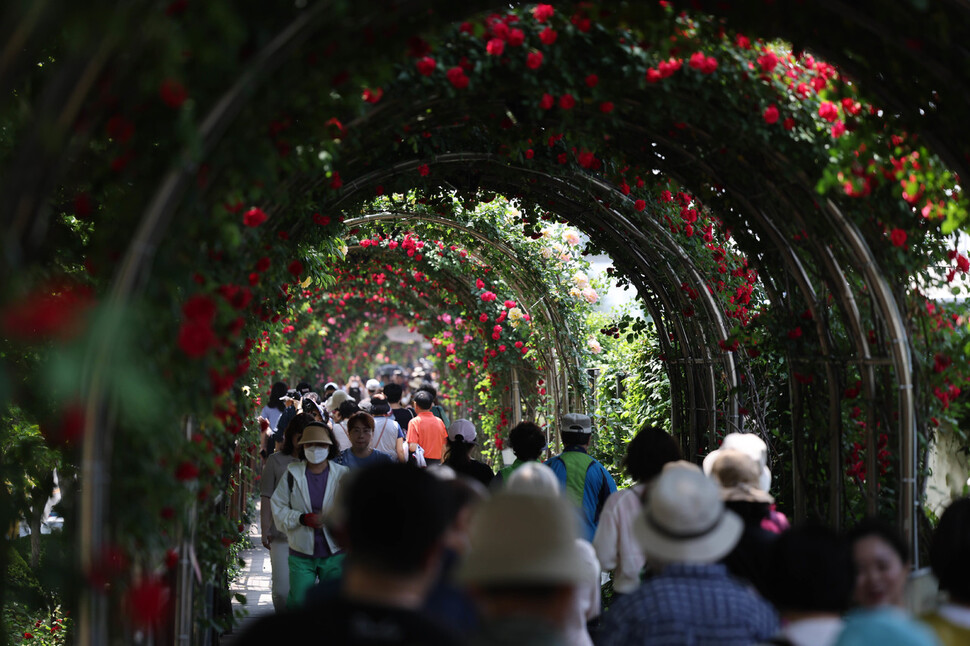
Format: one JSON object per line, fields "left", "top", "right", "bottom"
{"left": 392, "top": 370, "right": 406, "bottom": 385}
{"left": 559, "top": 412, "right": 592, "bottom": 447}
{"left": 622, "top": 425, "right": 681, "bottom": 483}
{"left": 931, "top": 497, "right": 970, "bottom": 605}
{"left": 416, "top": 384, "right": 437, "bottom": 403}
{"left": 383, "top": 382, "right": 403, "bottom": 404}
{"left": 436, "top": 473, "right": 489, "bottom": 555}
{"left": 268, "top": 381, "right": 288, "bottom": 411}
{"left": 505, "top": 462, "right": 561, "bottom": 496}
{"left": 766, "top": 523, "right": 853, "bottom": 616}
{"left": 848, "top": 518, "right": 909, "bottom": 608}
{"left": 369, "top": 394, "right": 391, "bottom": 416}
{"left": 702, "top": 432, "right": 772, "bottom": 492}
{"left": 296, "top": 381, "right": 312, "bottom": 395}
{"left": 444, "top": 419, "right": 477, "bottom": 463}
{"left": 365, "top": 378, "right": 381, "bottom": 397}
{"left": 327, "top": 389, "right": 350, "bottom": 412}
{"left": 335, "top": 463, "right": 451, "bottom": 577}
{"left": 347, "top": 412, "right": 375, "bottom": 452}
{"left": 634, "top": 462, "right": 743, "bottom": 566}
{"left": 282, "top": 389, "right": 301, "bottom": 407}
{"left": 458, "top": 492, "right": 584, "bottom": 625}
{"left": 297, "top": 421, "right": 339, "bottom": 464}
{"left": 337, "top": 399, "right": 360, "bottom": 422}
{"left": 508, "top": 421, "right": 546, "bottom": 462}
{"left": 323, "top": 381, "right": 338, "bottom": 397}
{"left": 412, "top": 389, "right": 434, "bottom": 411}
{"left": 347, "top": 386, "right": 362, "bottom": 402}
{"left": 281, "top": 412, "right": 312, "bottom": 456}
{"left": 301, "top": 398, "right": 324, "bottom": 423}
{"left": 709, "top": 449, "right": 774, "bottom": 506}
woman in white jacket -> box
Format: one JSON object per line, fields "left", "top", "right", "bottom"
{"left": 271, "top": 421, "right": 350, "bottom": 607}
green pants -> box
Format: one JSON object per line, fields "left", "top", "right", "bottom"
{"left": 286, "top": 552, "right": 345, "bottom": 607}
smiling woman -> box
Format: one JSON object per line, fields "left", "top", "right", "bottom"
{"left": 1, "top": 1, "right": 970, "bottom": 643}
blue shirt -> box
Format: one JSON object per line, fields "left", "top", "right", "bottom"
{"left": 336, "top": 448, "right": 394, "bottom": 469}
{"left": 598, "top": 562, "right": 778, "bottom": 646}
{"left": 545, "top": 446, "right": 617, "bottom": 540}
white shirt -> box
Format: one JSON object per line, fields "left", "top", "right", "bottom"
{"left": 592, "top": 483, "right": 648, "bottom": 593}
{"left": 259, "top": 405, "right": 283, "bottom": 431}
{"left": 371, "top": 416, "right": 402, "bottom": 457}
{"left": 332, "top": 421, "right": 351, "bottom": 451}
{"left": 563, "top": 538, "right": 601, "bottom": 646}
{"left": 777, "top": 617, "right": 844, "bottom": 646}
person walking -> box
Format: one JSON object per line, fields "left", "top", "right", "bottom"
{"left": 336, "top": 412, "right": 394, "bottom": 469}
{"left": 493, "top": 421, "right": 546, "bottom": 487}
{"left": 545, "top": 413, "right": 617, "bottom": 541}
{"left": 442, "top": 419, "right": 494, "bottom": 487}
{"left": 407, "top": 389, "right": 448, "bottom": 466}
{"left": 259, "top": 412, "right": 311, "bottom": 611}
{"left": 270, "top": 420, "right": 350, "bottom": 607}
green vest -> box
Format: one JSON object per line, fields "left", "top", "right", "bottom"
{"left": 558, "top": 449, "right": 596, "bottom": 506}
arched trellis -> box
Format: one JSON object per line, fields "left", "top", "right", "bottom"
{"left": 2, "top": 3, "right": 966, "bottom": 644}
{"left": 342, "top": 210, "right": 587, "bottom": 445}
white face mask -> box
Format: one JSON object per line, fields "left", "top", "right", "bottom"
{"left": 304, "top": 447, "right": 329, "bottom": 464}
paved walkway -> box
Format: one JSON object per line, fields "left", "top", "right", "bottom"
{"left": 223, "top": 500, "right": 274, "bottom": 644}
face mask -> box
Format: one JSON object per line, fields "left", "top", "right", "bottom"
{"left": 304, "top": 447, "right": 329, "bottom": 464}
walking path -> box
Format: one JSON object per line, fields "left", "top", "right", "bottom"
{"left": 222, "top": 500, "right": 274, "bottom": 644}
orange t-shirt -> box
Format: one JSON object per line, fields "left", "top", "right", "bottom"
{"left": 406, "top": 411, "right": 448, "bottom": 460}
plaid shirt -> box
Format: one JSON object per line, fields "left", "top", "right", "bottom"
{"left": 597, "top": 562, "right": 778, "bottom": 646}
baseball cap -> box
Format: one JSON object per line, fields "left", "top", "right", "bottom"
{"left": 561, "top": 412, "right": 592, "bottom": 434}
{"left": 447, "top": 419, "right": 477, "bottom": 444}
{"left": 365, "top": 378, "right": 381, "bottom": 391}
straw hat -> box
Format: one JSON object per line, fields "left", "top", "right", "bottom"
{"left": 458, "top": 492, "right": 586, "bottom": 587}
{"left": 634, "top": 465, "right": 743, "bottom": 564}
{"left": 297, "top": 422, "right": 333, "bottom": 446}
{"left": 702, "top": 432, "right": 772, "bottom": 492}
{"left": 709, "top": 449, "right": 774, "bottom": 504}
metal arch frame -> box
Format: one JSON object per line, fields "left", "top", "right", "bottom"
{"left": 331, "top": 155, "right": 745, "bottom": 450}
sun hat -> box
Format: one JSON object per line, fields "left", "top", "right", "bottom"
{"left": 365, "top": 378, "right": 381, "bottom": 391}
{"left": 634, "top": 465, "right": 743, "bottom": 564}
{"left": 702, "top": 432, "right": 772, "bottom": 492}
{"left": 504, "top": 462, "right": 561, "bottom": 496}
{"left": 297, "top": 422, "right": 333, "bottom": 446}
{"left": 457, "top": 492, "right": 586, "bottom": 587}
{"left": 447, "top": 419, "right": 477, "bottom": 444}
{"left": 710, "top": 449, "right": 774, "bottom": 504}
{"left": 326, "top": 389, "right": 350, "bottom": 411}
{"left": 560, "top": 412, "right": 592, "bottom": 435}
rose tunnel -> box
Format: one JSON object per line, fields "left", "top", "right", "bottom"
{"left": 1, "top": 1, "right": 969, "bottom": 642}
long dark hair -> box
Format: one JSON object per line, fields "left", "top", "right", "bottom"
{"left": 281, "top": 413, "right": 311, "bottom": 456}
{"left": 444, "top": 436, "right": 474, "bottom": 466}
{"left": 268, "top": 381, "right": 288, "bottom": 412}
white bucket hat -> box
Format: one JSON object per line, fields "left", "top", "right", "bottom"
{"left": 634, "top": 465, "right": 743, "bottom": 564}
{"left": 458, "top": 492, "right": 586, "bottom": 587}
{"left": 702, "top": 432, "right": 772, "bottom": 492}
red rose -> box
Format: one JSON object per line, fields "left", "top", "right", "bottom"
{"left": 330, "top": 171, "right": 343, "bottom": 189}
{"left": 818, "top": 101, "right": 839, "bottom": 122}
{"left": 571, "top": 13, "right": 591, "bottom": 32}
{"left": 418, "top": 164, "right": 430, "bottom": 176}
{"left": 313, "top": 213, "right": 330, "bottom": 226}
{"left": 600, "top": 101, "right": 614, "bottom": 113}
{"left": 634, "top": 199, "right": 646, "bottom": 212}
{"left": 578, "top": 151, "right": 595, "bottom": 168}
{"left": 507, "top": 28, "right": 525, "bottom": 47}
{"left": 243, "top": 207, "right": 267, "bottom": 227}
{"left": 178, "top": 320, "right": 217, "bottom": 358}
{"left": 525, "top": 148, "right": 534, "bottom": 159}
{"left": 957, "top": 254, "right": 969, "bottom": 272}
{"left": 415, "top": 56, "right": 436, "bottom": 76}
{"left": 757, "top": 51, "right": 778, "bottom": 73}
{"left": 446, "top": 66, "right": 469, "bottom": 89}
{"left": 559, "top": 94, "right": 575, "bottom": 109}
{"left": 700, "top": 56, "right": 718, "bottom": 74}
{"left": 585, "top": 73, "right": 599, "bottom": 87}
{"left": 890, "top": 228, "right": 907, "bottom": 247}
{"left": 787, "top": 327, "right": 803, "bottom": 340}
{"left": 736, "top": 34, "right": 751, "bottom": 49}
{"left": 128, "top": 577, "right": 170, "bottom": 628}
{"left": 539, "top": 92, "right": 555, "bottom": 109}
{"left": 288, "top": 260, "right": 304, "bottom": 277}
{"left": 539, "top": 26, "right": 558, "bottom": 45}
{"left": 533, "top": 4, "right": 554, "bottom": 22}
{"left": 763, "top": 105, "right": 779, "bottom": 124}
{"left": 645, "top": 68, "right": 661, "bottom": 83}
{"left": 175, "top": 461, "right": 199, "bottom": 481}
{"left": 362, "top": 87, "right": 383, "bottom": 103}
{"left": 159, "top": 78, "right": 187, "bottom": 108}
{"left": 526, "top": 51, "right": 544, "bottom": 69}
{"left": 486, "top": 38, "right": 505, "bottom": 56}
{"left": 783, "top": 117, "right": 795, "bottom": 130}
{"left": 830, "top": 120, "right": 846, "bottom": 138}
{"left": 688, "top": 52, "right": 707, "bottom": 71}
{"left": 106, "top": 115, "right": 134, "bottom": 143}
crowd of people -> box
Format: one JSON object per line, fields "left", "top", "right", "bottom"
{"left": 249, "top": 374, "right": 970, "bottom": 645}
